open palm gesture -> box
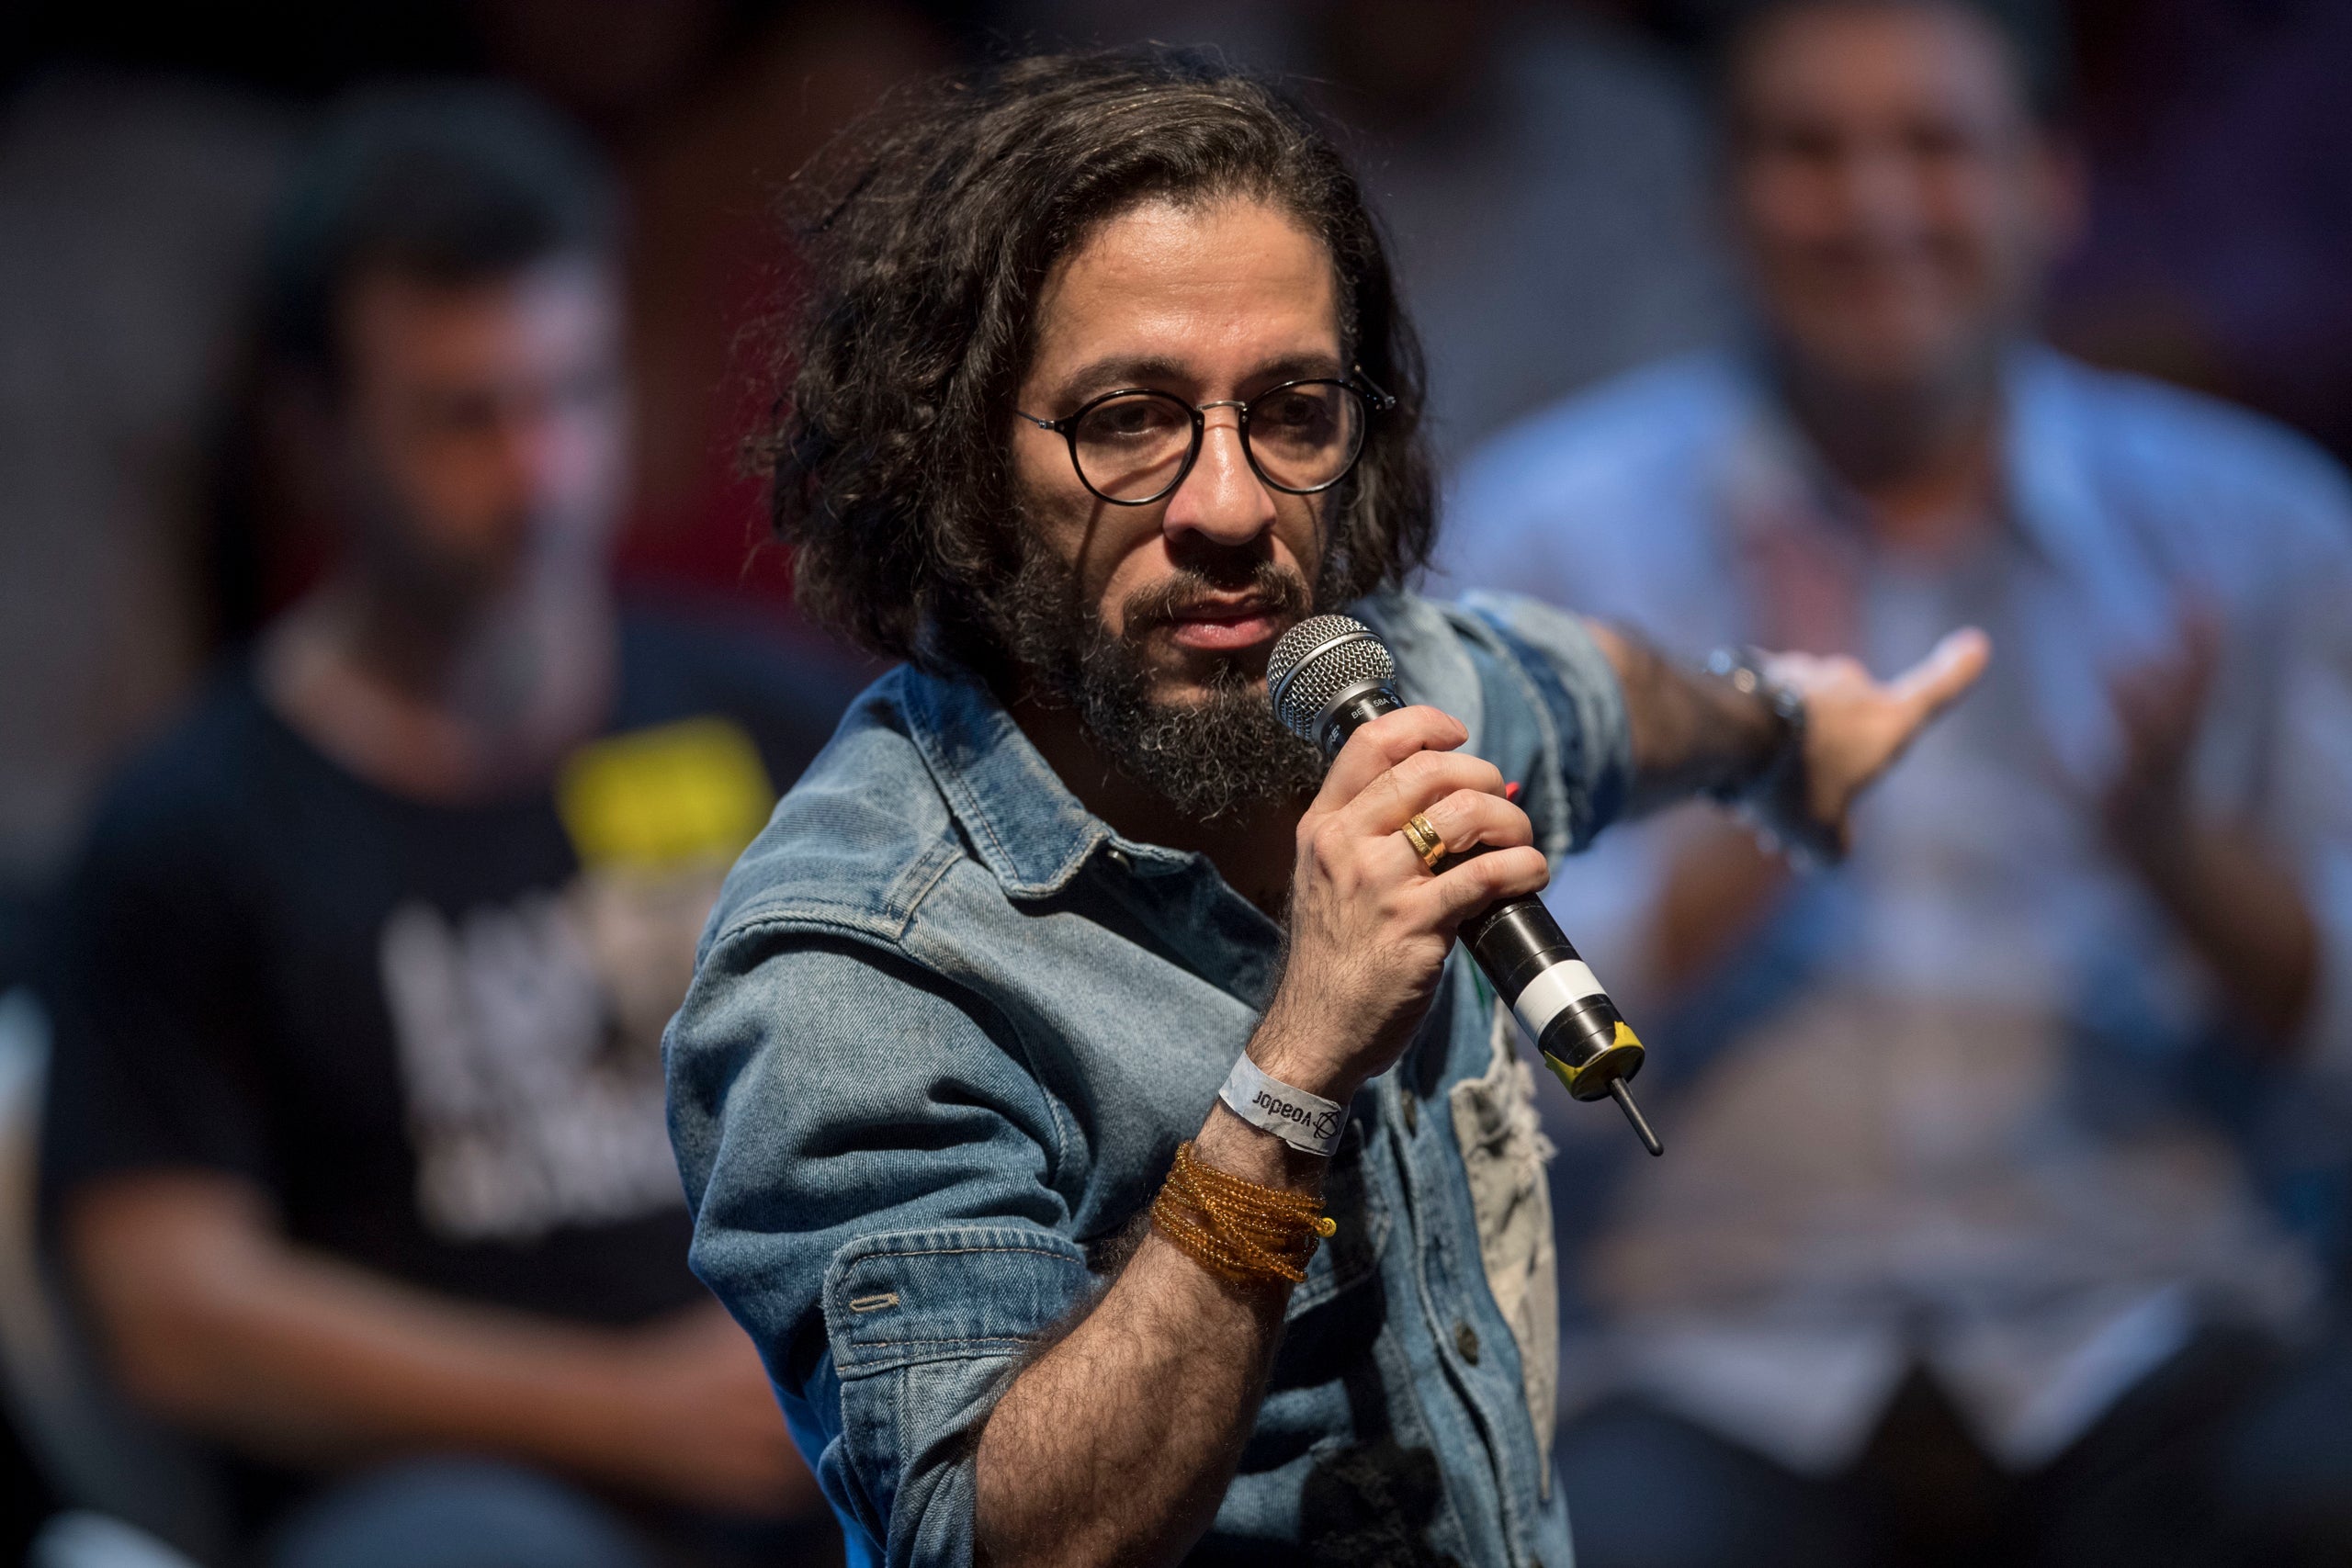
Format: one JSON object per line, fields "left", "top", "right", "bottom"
{"left": 1764, "top": 627, "right": 1992, "bottom": 860}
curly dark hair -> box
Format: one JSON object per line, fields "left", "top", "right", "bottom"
{"left": 757, "top": 47, "right": 1434, "bottom": 671}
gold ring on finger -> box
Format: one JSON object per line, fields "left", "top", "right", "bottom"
{"left": 1400, "top": 813, "right": 1447, "bottom": 870}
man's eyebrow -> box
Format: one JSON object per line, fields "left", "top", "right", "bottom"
{"left": 1054, "top": 355, "right": 1187, "bottom": 400}
{"left": 1047, "top": 350, "right": 1351, "bottom": 407}
{"left": 1250, "top": 352, "right": 1348, "bottom": 385}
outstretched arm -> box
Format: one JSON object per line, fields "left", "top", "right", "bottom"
{"left": 1587, "top": 623, "right": 1786, "bottom": 814}
{"left": 1587, "top": 620, "right": 1991, "bottom": 854}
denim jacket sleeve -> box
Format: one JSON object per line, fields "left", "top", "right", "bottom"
{"left": 1405, "top": 590, "right": 1634, "bottom": 857}
{"left": 1351, "top": 591, "right": 1632, "bottom": 861}
{"left": 666, "top": 921, "right": 1093, "bottom": 1568}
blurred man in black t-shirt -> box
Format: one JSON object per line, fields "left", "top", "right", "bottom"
{"left": 41, "top": 87, "right": 848, "bottom": 1566}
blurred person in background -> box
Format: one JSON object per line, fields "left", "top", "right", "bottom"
{"left": 1445, "top": 0, "right": 2352, "bottom": 1563}
{"left": 40, "top": 87, "right": 844, "bottom": 1567}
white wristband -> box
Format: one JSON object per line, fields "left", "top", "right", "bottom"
{"left": 1219, "top": 1053, "right": 1347, "bottom": 1157}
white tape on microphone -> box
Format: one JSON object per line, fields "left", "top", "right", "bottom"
{"left": 1506, "top": 959, "right": 1609, "bottom": 1044}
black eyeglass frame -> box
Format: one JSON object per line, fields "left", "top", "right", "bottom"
{"left": 1014, "top": 370, "right": 1397, "bottom": 507}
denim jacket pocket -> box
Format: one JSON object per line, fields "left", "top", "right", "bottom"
{"left": 821, "top": 1224, "right": 1093, "bottom": 1565}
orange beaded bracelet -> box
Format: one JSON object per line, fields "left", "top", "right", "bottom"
{"left": 1150, "top": 1140, "right": 1337, "bottom": 1287}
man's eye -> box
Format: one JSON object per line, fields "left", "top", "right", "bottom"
{"left": 1904, "top": 123, "right": 1981, "bottom": 164}
{"left": 1257, "top": 393, "right": 1340, "bottom": 446}
{"left": 1088, "top": 399, "right": 1182, "bottom": 440}
{"left": 1261, "top": 393, "right": 1322, "bottom": 428}
{"left": 1758, "top": 126, "right": 1842, "bottom": 167}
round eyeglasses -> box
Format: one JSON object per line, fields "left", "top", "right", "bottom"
{"left": 1015, "top": 374, "right": 1396, "bottom": 506}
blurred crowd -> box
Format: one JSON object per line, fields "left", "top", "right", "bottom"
{"left": 3, "top": 1, "right": 2351, "bottom": 1564}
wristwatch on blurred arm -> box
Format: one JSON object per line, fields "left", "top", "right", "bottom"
{"left": 1703, "top": 646, "right": 1834, "bottom": 867}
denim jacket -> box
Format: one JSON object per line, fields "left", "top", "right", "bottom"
{"left": 665, "top": 591, "right": 1632, "bottom": 1568}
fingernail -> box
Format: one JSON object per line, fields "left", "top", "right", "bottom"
{"left": 1504, "top": 781, "right": 1522, "bottom": 802}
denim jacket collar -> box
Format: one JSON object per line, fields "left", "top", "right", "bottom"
{"left": 898, "top": 664, "right": 1195, "bottom": 901}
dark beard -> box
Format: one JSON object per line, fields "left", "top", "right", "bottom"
{"left": 990, "top": 542, "right": 1331, "bottom": 822}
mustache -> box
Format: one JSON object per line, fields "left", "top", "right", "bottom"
{"left": 1119, "top": 558, "right": 1315, "bottom": 634}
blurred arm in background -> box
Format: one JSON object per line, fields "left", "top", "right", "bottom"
{"left": 2103, "top": 611, "right": 2318, "bottom": 1046}
{"left": 64, "top": 1174, "right": 810, "bottom": 1516}
{"left": 36, "top": 83, "right": 840, "bottom": 1542}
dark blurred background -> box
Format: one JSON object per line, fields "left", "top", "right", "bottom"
{"left": 6, "top": 0, "right": 2349, "bottom": 979}
{"left": 3, "top": 1, "right": 2349, "bottom": 1562}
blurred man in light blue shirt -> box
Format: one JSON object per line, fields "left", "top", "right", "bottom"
{"left": 1445, "top": 2, "right": 2352, "bottom": 1563}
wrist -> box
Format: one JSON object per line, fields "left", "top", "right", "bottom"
{"left": 1196, "top": 1102, "right": 1329, "bottom": 1195}
{"left": 1700, "top": 647, "right": 1840, "bottom": 863}
{"left": 1244, "top": 1014, "right": 1364, "bottom": 1107}
{"left": 1702, "top": 647, "right": 1805, "bottom": 805}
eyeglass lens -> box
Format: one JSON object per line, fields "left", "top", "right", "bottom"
{"left": 1070, "top": 384, "right": 1366, "bottom": 502}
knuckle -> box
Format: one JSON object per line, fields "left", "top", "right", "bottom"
{"left": 1386, "top": 704, "right": 1444, "bottom": 737}
{"left": 1432, "top": 787, "right": 1477, "bottom": 823}
{"left": 1479, "top": 845, "right": 1544, "bottom": 886}
{"left": 1405, "top": 705, "right": 1465, "bottom": 746}
{"left": 1344, "top": 716, "right": 1408, "bottom": 761}
{"left": 1451, "top": 791, "right": 1531, "bottom": 841}
{"left": 1448, "top": 788, "right": 1499, "bottom": 829}
{"left": 1395, "top": 749, "right": 1442, "bottom": 786}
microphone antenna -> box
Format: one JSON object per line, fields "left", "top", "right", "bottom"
{"left": 1270, "top": 614, "right": 1662, "bottom": 1156}
{"left": 1609, "top": 1079, "right": 1662, "bottom": 1158}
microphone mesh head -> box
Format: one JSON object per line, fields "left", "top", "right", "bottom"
{"left": 1267, "top": 614, "right": 1397, "bottom": 740}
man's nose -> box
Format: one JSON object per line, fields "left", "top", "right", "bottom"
{"left": 493, "top": 402, "right": 577, "bottom": 505}
{"left": 1834, "top": 141, "right": 1930, "bottom": 236}
{"left": 1161, "top": 410, "right": 1276, "bottom": 547}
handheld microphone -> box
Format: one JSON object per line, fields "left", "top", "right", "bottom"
{"left": 1268, "top": 615, "right": 1661, "bottom": 1156}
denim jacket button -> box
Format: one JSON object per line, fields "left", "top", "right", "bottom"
{"left": 1454, "top": 1321, "right": 1480, "bottom": 1363}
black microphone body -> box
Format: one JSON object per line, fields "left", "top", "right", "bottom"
{"left": 1272, "top": 617, "right": 1661, "bottom": 1155}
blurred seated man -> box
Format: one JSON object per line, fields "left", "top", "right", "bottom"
{"left": 1445, "top": 2, "right": 2352, "bottom": 1564}
{"left": 40, "top": 88, "right": 846, "bottom": 1568}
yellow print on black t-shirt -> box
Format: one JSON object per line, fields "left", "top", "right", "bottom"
{"left": 379, "top": 718, "right": 774, "bottom": 1243}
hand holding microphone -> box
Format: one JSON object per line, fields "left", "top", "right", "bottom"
{"left": 1244, "top": 700, "right": 1551, "bottom": 1109}
{"left": 1254, "top": 615, "right": 1662, "bottom": 1156}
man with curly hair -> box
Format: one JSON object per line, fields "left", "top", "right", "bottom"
{"left": 665, "top": 49, "right": 1984, "bottom": 1566}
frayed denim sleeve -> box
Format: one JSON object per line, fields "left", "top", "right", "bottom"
{"left": 666, "top": 928, "right": 1091, "bottom": 1568}
{"left": 1453, "top": 590, "right": 1635, "bottom": 852}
